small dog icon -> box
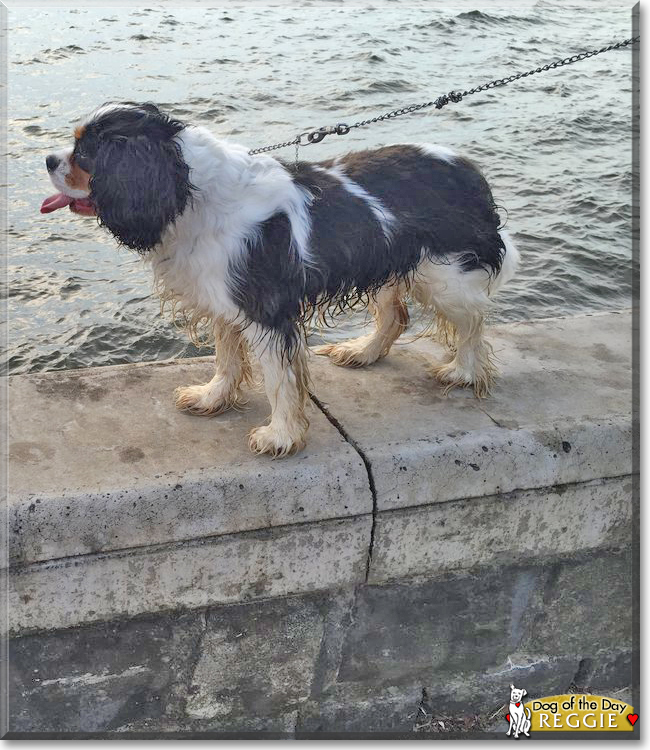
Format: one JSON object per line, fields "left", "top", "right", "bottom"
{"left": 506, "top": 684, "right": 531, "bottom": 738}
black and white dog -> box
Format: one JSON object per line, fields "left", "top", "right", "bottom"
{"left": 42, "top": 102, "right": 519, "bottom": 457}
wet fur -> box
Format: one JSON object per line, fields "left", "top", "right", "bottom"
{"left": 46, "top": 102, "right": 519, "bottom": 457}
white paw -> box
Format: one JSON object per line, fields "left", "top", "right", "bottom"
{"left": 433, "top": 359, "right": 494, "bottom": 399}
{"left": 312, "top": 339, "right": 378, "bottom": 368}
{"left": 174, "top": 382, "right": 239, "bottom": 416}
{"left": 248, "top": 423, "right": 306, "bottom": 458}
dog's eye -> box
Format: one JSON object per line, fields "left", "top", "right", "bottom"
{"left": 74, "top": 151, "right": 91, "bottom": 172}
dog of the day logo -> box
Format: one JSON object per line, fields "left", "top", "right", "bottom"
{"left": 505, "top": 686, "right": 637, "bottom": 736}
{"left": 505, "top": 685, "right": 531, "bottom": 738}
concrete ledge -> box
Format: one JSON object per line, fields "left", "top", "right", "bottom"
{"left": 312, "top": 310, "right": 632, "bottom": 513}
{"left": 8, "top": 311, "right": 633, "bottom": 636}
{"left": 10, "top": 516, "right": 371, "bottom": 633}
{"left": 9, "top": 360, "right": 371, "bottom": 565}
{"left": 368, "top": 475, "right": 632, "bottom": 584}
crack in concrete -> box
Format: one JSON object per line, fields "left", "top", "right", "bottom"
{"left": 476, "top": 406, "right": 504, "bottom": 428}
{"left": 309, "top": 393, "right": 377, "bottom": 582}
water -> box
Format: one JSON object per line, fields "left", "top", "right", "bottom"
{"left": 6, "top": 1, "right": 635, "bottom": 375}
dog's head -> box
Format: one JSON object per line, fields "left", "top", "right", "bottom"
{"left": 41, "top": 102, "right": 194, "bottom": 253}
{"left": 509, "top": 685, "right": 527, "bottom": 703}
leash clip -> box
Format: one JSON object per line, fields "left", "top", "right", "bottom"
{"left": 300, "top": 123, "right": 352, "bottom": 146}
{"left": 308, "top": 125, "right": 337, "bottom": 144}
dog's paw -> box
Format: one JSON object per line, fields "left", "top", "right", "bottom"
{"left": 312, "top": 339, "right": 378, "bottom": 368}
{"left": 248, "top": 423, "right": 305, "bottom": 458}
{"left": 174, "top": 382, "right": 240, "bottom": 416}
{"left": 432, "top": 360, "right": 494, "bottom": 399}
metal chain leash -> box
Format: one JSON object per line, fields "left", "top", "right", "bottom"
{"left": 248, "top": 36, "right": 639, "bottom": 157}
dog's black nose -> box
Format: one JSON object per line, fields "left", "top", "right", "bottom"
{"left": 46, "top": 155, "right": 60, "bottom": 173}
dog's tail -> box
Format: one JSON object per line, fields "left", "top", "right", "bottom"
{"left": 525, "top": 706, "right": 532, "bottom": 720}
{"left": 488, "top": 228, "right": 520, "bottom": 296}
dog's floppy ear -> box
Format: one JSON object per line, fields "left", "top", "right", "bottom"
{"left": 90, "top": 133, "right": 192, "bottom": 253}
{"left": 522, "top": 689, "right": 527, "bottom": 696}
{"left": 510, "top": 684, "right": 515, "bottom": 690}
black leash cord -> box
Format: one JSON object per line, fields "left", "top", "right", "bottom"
{"left": 248, "top": 36, "right": 639, "bottom": 156}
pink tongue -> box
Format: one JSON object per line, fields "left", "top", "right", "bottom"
{"left": 40, "top": 193, "right": 72, "bottom": 214}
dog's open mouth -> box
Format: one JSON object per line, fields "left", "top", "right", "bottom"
{"left": 40, "top": 193, "right": 96, "bottom": 216}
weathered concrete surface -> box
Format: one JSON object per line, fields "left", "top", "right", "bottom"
{"left": 368, "top": 476, "right": 632, "bottom": 583}
{"left": 10, "top": 516, "right": 370, "bottom": 634}
{"left": 8, "top": 359, "right": 371, "bottom": 564}
{"left": 9, "top": 552, "right": 634, "bottom": 734}
{"left": 312, "top": 310, "right": 632, "bottom": 513}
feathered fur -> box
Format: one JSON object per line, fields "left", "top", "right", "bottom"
{"left": 44, "top": 102, "right": 519, "bottom": 456}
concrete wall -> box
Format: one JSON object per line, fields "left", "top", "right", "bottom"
{"left": 6, "top": 311, "right": 636, "bottom": 736}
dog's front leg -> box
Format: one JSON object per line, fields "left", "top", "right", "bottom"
{"left": 175, "top": 317, "right": 251, "bottom": 415}
{"left": 245, "top": 328, "right": 310, "bottom": 458}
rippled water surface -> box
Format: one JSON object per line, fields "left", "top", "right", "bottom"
{"left": 7, "top": 1, "right": 635, "bottom": 374}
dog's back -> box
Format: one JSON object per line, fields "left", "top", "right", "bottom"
{"left": 231, "top": 143, "right": 507, "bottom": 353}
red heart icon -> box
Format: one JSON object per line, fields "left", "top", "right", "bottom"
{"left": 505, "top": 713, "right": 510, "bottom": 722}
{"left": 627, "top": 714, "right": 639, "bottom": 726}
{"left": 516, "top": 702, "right": 521, "bottom": 707}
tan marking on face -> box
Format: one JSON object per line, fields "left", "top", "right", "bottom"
{"left": 65, "top": 159, "right": 91, "bottom": 192}
{"left": 74, "top": 125, "right": 86, "bottom": 139}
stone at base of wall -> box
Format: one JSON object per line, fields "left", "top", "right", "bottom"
{"left": 9, "top": 549, "right": 634, "bottom": 735}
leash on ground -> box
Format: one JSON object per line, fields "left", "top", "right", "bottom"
{"left": 248, "top": 36, "right": 640, "bottom": 160}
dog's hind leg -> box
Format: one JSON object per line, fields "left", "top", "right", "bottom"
{"left": 414, "top": 260, "right": 497, "bottom": 398}
{"left": 175, "top": 317, "right": 252, "bottom": 415}
{"left": 313, "top": 282, "right": 409, "bottom": 367}
{"left": 246, "top": 329, "right": 310, "bottom": 457}
{"left": 414, "top": 233, "right": 519, "bottom": 398}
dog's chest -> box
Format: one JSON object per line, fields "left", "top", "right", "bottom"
{"left": 150, "top": 234, "right": 240, "bottom": 319}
